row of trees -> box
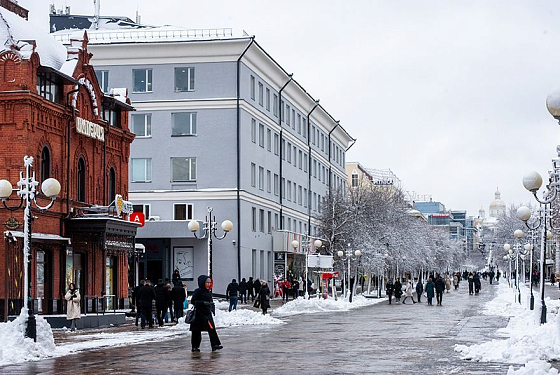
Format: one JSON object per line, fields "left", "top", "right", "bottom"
{"left": 316, "top": 181, "right": 467, "bottom": 283}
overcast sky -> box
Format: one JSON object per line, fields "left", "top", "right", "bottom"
{"left": 21, "top": 0, "right": 560, "bottom": 218}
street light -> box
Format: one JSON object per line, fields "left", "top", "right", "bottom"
{"left": 188, "top": 207, "right": 233, "bottom": 280}
{"left": 336, "top": 249, "right": 361, "bottom": 302}
{"left": 0, "top": 156, "right": 60, "bottom": 341}
{"left": 504, "top": 229, "right": 525, "bottom": 304}
{"left": 291, "top": 238, "right": 322, "bottom": 300}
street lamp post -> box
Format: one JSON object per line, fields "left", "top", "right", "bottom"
{"left": 291, "top": 238, "right": 322, "bottom": 300}
{"left": 503, "top": 230, "right": 525, "bottom": 304}
{"left": 336, "top": 249, "right": 361, "bottom": 302}
{"left": 0, "top": 156, "right": 61, "bottom": 341}
{"left": 188, "top": 207, "right": 233, "bottom": 280}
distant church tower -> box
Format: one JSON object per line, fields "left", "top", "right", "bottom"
{"left": 489, "top": 187, "right": 506, "bottom": 218}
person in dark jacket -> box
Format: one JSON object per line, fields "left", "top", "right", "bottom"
{"left": 226, "top": 279, "right": 239, "bottom": 312}
{"left": 190, "top": 275, "right": 222, "bottom": 352}
{"left": 291, "top": 278, "right": 299, "bottom": 300}
{"left": 254, "top": 278, "right": 262, "bottom": 297}
{"left": 426, "top": 277, "right": 435, "bottom": 305}
{"left": 435, "top": 274, "right": 445, "bottom": 306}
{"left": 386, "top": 279, "right": 395, "bottom": 304}
{"left": 133, "top": 279, "right": 145, "bottom": 326}
{"left": 239, "top": 278, "right": 247, "bottom": 304}
{"left": 473, "top": 272, "right": 482, "bottom": 294}
{"left": 468, "top": 272, "right": 474, "bottom": 295}
{"left": 137, "top": 280, "right": 156, "bottom": 328}
{"left": 415, "top": 279, "right": 424, "bottom": 303}
{"left": 394, "top": 279, "right": 403, "bottom": 303}
{"left": 247, "top": 277, "right": 255, "bottom": 302}
{"left": 258, "top": 281, "right": 271, "bottom": 315}
{"left": 165, "top": 283, "right": 174, "bottom": 323}
{"left": 172, "top": 269, "right": 181, "bottom": 286}
{"left": 172, "top": 281, "right": 186, "bottom": 322}
{"left": 154, "top": 279, "right": 168, "bottom": 326}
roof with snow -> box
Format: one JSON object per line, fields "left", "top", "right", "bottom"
{"left": 0, "top": 6, "right": 67, "bottom": 70}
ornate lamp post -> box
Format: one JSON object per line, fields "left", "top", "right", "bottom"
{"left": 291, "top": 238, "right": 322, "bottom": 300}
{"left": 503, "top": 229, "right": 525, "bottom": 304}
{"left": 336, "top": 249, "right": 361, "bottom": 302}
{"left": 0, "top": 156, "right": 61, "bottom": 341}
{"left": 188, "top": 207, "right": 233, "bottom": 280}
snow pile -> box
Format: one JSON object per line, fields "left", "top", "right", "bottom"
{"left": 214, "top": 308, "right": 282, "bottom": 327}
{"left": 0, "top": 309, "right": 56, "bottom": 366}
{"left": 507, "top": 360, "right": 559, "bottom": 375}
{"left": 273, "top": 295, "right": 384, "bottom": 317}
{"left": 455, "top": 282, "right": 560, "bottom": 372}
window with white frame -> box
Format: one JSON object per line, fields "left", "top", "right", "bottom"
{"left": 95, "top": 70, "right": 109, "bottom": 93}
{"left": 298, "top": 186, "right": 302, "bottom": 205}
{"left": 132, "top": 113, "right": 152, "bottom": 137}
{"left": 258, "top": 82, "right": 263, "bottom": 106}
{"left": 133, "top": 69, "right": 152, "bottom": 93}
{"left": 291, "top": 109, "right": 295, "bottom": 130}
{"left": 286, "top": 105, "right": 290, "bottom": 126}
{"left": 251, "top": 118, "right": 256, "bottom": 143}
{"left": 297, "top": 114, "right": 301, "bottom": 134}
{"left": 273, "top": 94, "right": 278, "bottom": 117}
{"left": 131, "top": 158, "right": 152, "bottom": 182}
{"left": 258, "top": 166, "right": 264, "bottom": 190}
{"left": 252, "top": 207, "right": 256, "bottom": 231}
{"left": 266, "top": 170, "right": 271, "bottom": 193}
{"left": 250, "top": 76, "right": 255, "bottom": 100}
{"left": 259, "top": 209, "right": 264, "bottom": 232}
{"left": 174, "top": 67, "right": 195, "bottom": 92}
{"left": 251, "top": 163, "right": 256, "bottom": 187}
{"left": 274, "top": 174, "right": 279, "bottom": 196}
{"left": 304, "top": 153, "right": 308, "bottom": 172}
{"left": 171, "top": 157, "right": 196, "bottom": 181}
{"left": 172, "top": 112, "right": 197, "bottom": 136}
{"left": 303, "top": 118, "right": 307, "bottom": 138}
{"left": 266, "top": 128, "right": 271, "bottom": 152}
{"left": 266, "top": 88, "right": 270, "bottom": 111}
{"left": 298, "top": 150, "right": 302, "bottom": 169}
{"left": 133, "top": 204, "right": 150, "bottom": 218}
{"left": 287, "top": 180, "right": 291, "bottom": 201}
{"left": 174, "top": 203, "right": 193, "bottom": 220}
{"left": 287, "top": 142, "right": 292, "bottom": 163}
{"left": 258, "top": 123, "right": 264, "bottom": 148}
{"left": 274, "top": 133, "right": 279, "bottom": 155}
{"left": 267, "top": 211, "right": 272, "bottom": 233}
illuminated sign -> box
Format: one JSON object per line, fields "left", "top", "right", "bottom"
{"left": 115, "top": 194, "right": 134, "bottom": 216}
{"left": 76, "top": 117, "right": 105, "bottom": 142}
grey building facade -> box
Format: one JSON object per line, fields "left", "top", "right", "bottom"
{"left": 52, "top": 26, "right": 354, "bottom": 293}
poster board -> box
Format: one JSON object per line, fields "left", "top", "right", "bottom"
{"left": 173, "top": 246, "right": 194, "bottom": 280}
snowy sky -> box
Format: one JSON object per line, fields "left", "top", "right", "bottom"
{"left": 20, "top": 0, "right": 560, "bottom": 217}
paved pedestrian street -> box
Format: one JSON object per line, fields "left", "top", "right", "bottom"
{"left": 0, "top": 280, "right": 531, "bottom": 374}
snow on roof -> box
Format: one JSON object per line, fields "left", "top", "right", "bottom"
{"left": 59, "top": 58, "right": 77, "bottom": 77}
{"left": 109, "top": 87, "right": 128, "bottom": 104}
{"left": 0, "top": 7, "right": 67, "bottom": 70}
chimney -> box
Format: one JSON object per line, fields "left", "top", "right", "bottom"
{"left": 0, "top": 0, "right": 29, "bottom": 20}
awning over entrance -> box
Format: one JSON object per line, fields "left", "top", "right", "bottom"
{"left": 4, "top": 230, "right": 71, "bottom": 244}
{"left": 67, "top": 216, "right": 140, "bottom": 253}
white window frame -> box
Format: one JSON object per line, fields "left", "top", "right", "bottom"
{"left": 96, "top": 70, "right": 109, "bottom": 93}
{"left": 250, "top": 76, "right": 255, "bottom": 100}
{"left": 131, "top": 158, "right": 152, "bottom": 182}
{"left": 132, "top": 113, "right": 152, "bottom": 137}
{"left": 132, "top": 69, "right": 152, "bottom": 93}
{"left": 173, "top": 203, "right": 194, "bottom": 221}
{"left": 251, "top": 118, "right": 256, "bottom": 143}
{"left": 251, "top": 163, "right": 256, "bottom": 187}
{"left": 258, "top": 82, "right": 264, "bottom": 106}
{"left": 172, "top": 112, "right": 197, "bottom": 136}
{"left": 170, "top": 157, "right": 197, "bottom": 182}
{"left": 174, "top": 67, "right": 195, "bottom": 92}
{"left": 258, "top": 166, "right": 264, "bottom": 190}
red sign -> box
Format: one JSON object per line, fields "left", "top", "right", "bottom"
{"left": 130, "top": 212, "right": 145, "bottom": 227}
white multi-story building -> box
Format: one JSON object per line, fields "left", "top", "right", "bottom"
{"left": 52, "top": 16, "right": 355, "bottom": 293}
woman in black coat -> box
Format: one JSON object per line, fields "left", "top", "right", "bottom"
{"left": 259, "top": 281, "right": 271, "bottom": 315}
{"left": 190, "top": 275, "right": 222, "bottom": 352}
{"left": 394, "top": 279, "right": 403, "bottom": 302}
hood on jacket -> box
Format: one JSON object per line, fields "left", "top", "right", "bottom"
{"left": 198, "top": 275, "right": 209, "bottom": 289}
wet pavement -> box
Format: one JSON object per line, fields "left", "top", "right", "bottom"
{"left": 0, "top": 279, "right": 532, "bottom": 375}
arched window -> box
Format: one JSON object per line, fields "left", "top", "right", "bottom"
{"left": 41, "top": 147, "right": 50, "bottom": 182}
{"left": 77, "top": 157, "right": 86, "bottom": 202}
{"left": 108, "top": 167, "right": 116, "bottom": 202}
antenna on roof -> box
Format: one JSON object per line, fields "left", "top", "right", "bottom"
{"left": 93, "top": 0, "right": 100, "bottom": 30}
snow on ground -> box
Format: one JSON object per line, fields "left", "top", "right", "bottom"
{"left": 273, "top": 295, "right": 385, "bottom": 317}
{"left": 455, "top": 281, "right": 560, "bottom": 373}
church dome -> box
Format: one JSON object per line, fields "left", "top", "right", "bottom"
{"left": 489, "top": 188, "right": 506, "bottom": 218}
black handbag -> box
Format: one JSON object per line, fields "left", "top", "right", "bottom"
{"left": 185, "top": 308, "right": 196, "bottom": 324}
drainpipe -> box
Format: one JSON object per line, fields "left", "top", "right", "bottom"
{"left": 278, "top": 74, "right": 293, "bottom": 230}
{"left": 327, "top": 120, "right": 341, "bottom": 194}
{"left": 65, "top": 88, "right": 80, "bottom": 218}
{"left": 236, "top": 37, "right": 254, "bottom": 281}
{"left": 306, "top": 100, "right": 320, "bottom": 237}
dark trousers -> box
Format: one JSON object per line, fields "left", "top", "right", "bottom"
{"left": 248, "top": 289, "right": 255, "bottom": 302}
{"left": 174, "top": 302, "right": 184, "bottom": 321}
{"left": 156, "top": 304, "right": 166, "bottom": 326}
{"left": 388, "top": 293, "right": 392, "bottom": 304}
{"left": 402, "top": 296, "right": 415, "bottom": 304}
{"left": 135, "top": 304, "right": 142, "bottom": 326}
{"left": 427, "top": 297, "right": 433, "bottom": 305}
{"left": 416, "top": 293, "right": 422, "bottom": 303}
{"left": 436, "top": 291, "right": 443, "bottom": 305}
{"left": 140, "top": 305, "right": 153, "bottom": 328}
{"left": 240, "top": 292, "right": 247, "bottom": 304}
{"left": 191, "top": 328, "right": 221, "bottom": 349}
{"left": 468, "top": 283, "right": 474, "bottom": 294}
{"left": 282, "top": 288, "right": 289, "bottom": 302}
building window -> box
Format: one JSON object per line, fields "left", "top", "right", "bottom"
{"left": 304, "top": 188, "right": 307, "bottom": 208}
{"left": 274, "top": 213, "right": 279, "bottom": 230}
{"left": 352, "top": 170, "right": 359, "bottom": 187}
{"left": 266, "top": 88, "right": 270, "bottom": 111}
{"left": 286, "top": 105, "right": 290, "bottom": 126}
{"left": 281, "top": 100, "right": 285, "bottom": 121}
{"left": 251, "top": 119, "right": 257, "bottom": 143}
{"left": 293, "top": 182, "right": 296, "bottom": 202}
{"left": 172, "top": 112, "right": 197, "bottom": 136}
{"left": 281, "top": 178, "right": 285, "bottom": 198}
{"left": 77, "top": 157, "right": 86, "bottom": 202}
{"left": 298, "top": 150, "right": 302, "bottom": 169}
{"left": 293, "top": 146, "right": 297, "bottom": 168}
{"left": 108, "top": 167, "right": 116, "bottom": 201}
{"left": 267, "top": 128, "right": 271, "bottom": 152}
{"left": 171, "top": 157, "right": 196, "bottom": 181}
{"left": 251, "top": 163, "right": 256, "bottom": 187}
{"left": 297, "top": 114, "right": 301, "bottom": 134}
{"left": 281, "top": 139, "right": 285, "bottom": 160}
{"left": 132, "top": 69, "right": 152, "bottom": 93}
{"left": 287, "top": 180, "right": 291, "bottom": 201}
{"left": 258, "top": 82, "right": 263, "bottom": 106}
{"left": 258, "top": 166, "right": 264, "bottom": 190}
{"left": 174, "top": 67, "right": 195, "bottom": 92}
{"left": 312, "top": 126, "right": 316, "bottom": 144}
{"left": 40, "top": 146, "right": 50, "bottom": 182}
{"left": 274, "top": 133, "right": 279, "bottom": 155}
{"left": 259, "top": 209, "right": 265, "bottom": 232}
{"left": 287, "top": 142, "right": 292, "bottom": 163}
{"left": 95, "top": 70, "right": 109, "bottom": 93}
{"left": 273, "top": 94, "right": 278, "bottom": 117}
{"left": 250, "top": 76, "right": 255, "bottom": 100}
{"left": 274, "top": 174, "right": 279, "bottom": 196}
{"left": 292, "top": 109, "right": 295, "bottom": 130}
{"left": 132, "top": 114, "right": 152, "bottom": 137}
{"left": 303, "top": 153, "right": 308, "bottom": 173}
{"left": 131, "top": 158, "right": 152, "bottom": 182}
{"left": 252, "top": 207, "right": 256, "bottom": 231}
{"left": 303, "top": 118, "right": 307, "bottom": 138}
{"left": 266, "top": 170, "right": 271, "bottom": 193}
{"left": 267, "top": 211, "right": 272, "bottom": 233}
{"left": 298, "top": 186, "right": 302, "bottom": 205}
{"left": 36, "top": 72, "right": 61, "bottom": 103}
{"left": 133, "top": 204, "right": 150, "bottom": 218}
{"left": 258, "top": 123, "right": 265, "bottom": 148}
{"left": 174, "top": 203, "right": 193, "bottom": 220}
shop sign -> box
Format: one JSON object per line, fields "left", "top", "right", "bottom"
{"left": 115, "top": 194, "right": 133, "bottom": 216}
{"left": 3, "top": 216, "right": 21, "bottom": 230}
{"left": 130, "top": 212, "right": 145, "bottom": 227}
{"left": 76, "top": 117, "right": 105, "bottom": 142}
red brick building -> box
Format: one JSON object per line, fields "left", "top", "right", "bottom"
{"left": 0, "top": 3, "right": 137, "bottom": 321}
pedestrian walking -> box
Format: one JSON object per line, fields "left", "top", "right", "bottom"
{"left": 394, "top": 279, "right": 403, "bottom": 303}
{"left": 291, "top": 278, "right": 299, "bottom": 300}
{"left": 171, "top": 281, "right": 186, "bottom": 322}
{"left": 489, "top": 270, "right": 495, "bottom": 285}
{"left": 281, "top": 278, "right": 291, "bottom": 302}
{"left": 453, "top": 274, "right": 459, "bottom": 290}
{"left": 133, "top": 279, "right": 145, "bottom": 326}
{"left": 386, "top": 279, "right": 395, "bottom": 304}
{"left": 172, "top": 269, "right": 181, "bottom": 286}
{"left": 258, "top": 281, "right": 271, "bottom": 315}
{"left": 426, "top": 277, "right": 435, "bottom": 306}
{"left": 444, "top": 274, "right": 451, "bottom": 293}
{"left": 165, "top": 283, "right": 174, "bottom": 323}
{"left": 402, "top": 280, "right": 416, "bottom": 304}
{"left": 65, "top": 283, "right": 81, "bottom": 332}
{"left": 190, "top": 275, "right": 222, "bottom": 352}
{"left": 154, "top": 279, "right": 168, "bottom": 326}
{"left": 226, "top": 278, "right": 239, "bottom": 311}
{"left": 239, "top": 278, "right": 247, "bottom": 304}
{"left": 415, "top": 279, "right": 423, "bottom": 303}
{"left": 468, "top": 272, "right": 474, "bottom": 295}
{"left": 254, "top": 277, "right": 262, "bottom": 297}
{"left": 435, "top": 274, "right": 445, "bottom": 306}
{"left": 137, "top": 279, "right": 156, "bottom": 328}
{"left": 474, "top": 272, "right": 481, "bottom": 294}
{"left": 247, "top": 277, "right": 255, "bottom": 302}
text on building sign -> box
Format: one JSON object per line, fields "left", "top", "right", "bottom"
{"left": 76, "top": 117, "right": 105, "bottom": 142}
